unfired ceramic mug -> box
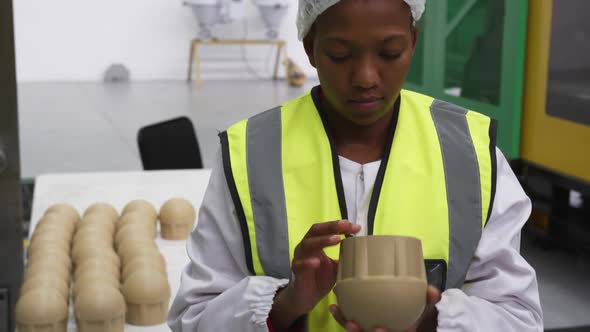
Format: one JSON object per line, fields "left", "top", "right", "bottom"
{"left": 334, "top": 235, "right": 427, "bottom": 332}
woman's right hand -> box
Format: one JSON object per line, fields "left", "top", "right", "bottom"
{"left": 270, "top": 220, "right": 361, "bottom": 331}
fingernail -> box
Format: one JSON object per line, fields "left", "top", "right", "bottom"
{"left": 331, "top": 235, "right": 341, "bottom": 242}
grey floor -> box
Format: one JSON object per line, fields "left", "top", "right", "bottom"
{"left": 17, "top": 80, "right": 319, "bottom": 177}
{"left": 17, "top": 80, "right": 590, "bottom": 331}
{"left": 521, "top": 236, "right": 590, "bottom": 330}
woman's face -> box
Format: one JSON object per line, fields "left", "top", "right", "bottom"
{"left": 304, "top": 0, "right": 417, "bottom": 126}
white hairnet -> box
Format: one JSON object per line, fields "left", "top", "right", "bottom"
{"left": 297, "top": 0, "right": 425, "bottom": 40}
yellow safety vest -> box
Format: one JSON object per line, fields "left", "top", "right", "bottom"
{"left": 220, "top": 87, "right": 496, "bottom": 331}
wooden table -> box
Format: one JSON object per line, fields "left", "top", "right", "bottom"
{"left": 186, "top": 39, "right": 287, "bottom": 85}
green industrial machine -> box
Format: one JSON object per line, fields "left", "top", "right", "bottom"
{"left": 405, "top": 0, "right": 528, "bottom": 160}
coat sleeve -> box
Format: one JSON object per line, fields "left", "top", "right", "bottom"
{"left": 167, "top": 148, "right": 289, "bottom": 332}
{"left": 436, "top": 148, "right": 544, "bottom": 332}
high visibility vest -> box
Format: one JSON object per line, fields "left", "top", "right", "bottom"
{"left": 220, "top": 87, "right": 497, "bottom": 331}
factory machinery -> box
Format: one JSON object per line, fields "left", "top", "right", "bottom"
{"left": 405, "top": 0, "right": 590, "bottom": 252}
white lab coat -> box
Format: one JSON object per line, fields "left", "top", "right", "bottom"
{"left": 168, "top": 147, "right": 543, "bottom": 332}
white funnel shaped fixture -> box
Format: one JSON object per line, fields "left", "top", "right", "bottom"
{"left": 254, "top": 0, "right": 290, "bottom": 39}
{"left": 184, "top": 0, "right": 224, "bottom": 39}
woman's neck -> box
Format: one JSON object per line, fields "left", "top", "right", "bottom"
{"left": 322, "top": 100, "right": 395, "bottom": 165}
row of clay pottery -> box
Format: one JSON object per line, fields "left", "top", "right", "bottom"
{"left": 73, "top": 203, "right": 125, "bottom": 332}
{"left": 16, "top": 204, "right": 79, "bottom": 332}
{"left": 116, "top": 200, "right": 170, "bottom": 326}
{"left": 159, "top": 198, "right": 196, "bottom": 240}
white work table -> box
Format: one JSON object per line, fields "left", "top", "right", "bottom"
{"left": 29, "top": 169, "right": 212, "bottom": 332}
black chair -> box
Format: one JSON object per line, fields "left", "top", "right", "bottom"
{"left": 137, "top": 116, "right": 203, "bottom": 170}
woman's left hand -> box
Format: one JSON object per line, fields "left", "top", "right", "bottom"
{"left": 329, "top": 285, "right": 441, "bottom": 332}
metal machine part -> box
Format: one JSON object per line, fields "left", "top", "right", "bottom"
{"left": 0, "top": 0, "right": 25, "bottom": 330}
{"left": 0, "top": 289, "right": 8, "bottom": 332}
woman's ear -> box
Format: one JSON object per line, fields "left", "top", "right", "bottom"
{"left": 303, "top": 27, "right": 317, "bottom": 68}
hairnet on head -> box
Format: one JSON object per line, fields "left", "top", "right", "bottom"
{"left": 297, "top": 0, "right": 426, "bottom": 40}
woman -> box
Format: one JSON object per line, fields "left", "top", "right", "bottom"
{"left": 168, "top": 0, "right": 543, "bottom": 331}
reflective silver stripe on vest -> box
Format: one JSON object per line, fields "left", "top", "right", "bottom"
{"left": 430, "top": 100, "right": 483, "bottom": 289}
{"left": 246, "top": 107, "right": 291, "bottom": 279}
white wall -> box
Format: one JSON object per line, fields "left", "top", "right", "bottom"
{"left": 13, "top": 0, "right": 316, "bottom": 81}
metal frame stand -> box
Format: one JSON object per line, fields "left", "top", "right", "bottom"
{"left": 0, "top": 0, "right": 25, "bottom": 330}
{"left": 186, "top": 39, "right": 287, "bottom": 86}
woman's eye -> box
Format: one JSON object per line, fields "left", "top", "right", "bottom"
{"left": 327, "top": 54, "right": 351, "bottom": 62}
{"left": 381, "top": 53, "right": 402, "bottom": 61}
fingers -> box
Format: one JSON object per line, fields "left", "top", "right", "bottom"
{"left": 293, "top": 221, "right": 361, "bottom": 269}
{"left": 328, "top": 286, "right": 439, "bottom": 332}
{"left": 329, "top": 305, "right": 364, "bottom": 332}
{"left": 426, "top": 285, "right": 441, "bottom": 305}
{"left": 411, "top": 286, "right": 441, "bottom": 332}
{"left": 329, "top": 304, "right": 347, "bottom": 327}
{"left": 292, "top": 256, "right": 321, "bottom": 271}
{"left": 297, "top": 234, "right": 342, "bottom": 254}
{"left": 305, "top": 220, "right": 361, "bottom": 238}
{"left": 344, "top": 322, "right": 363, "bottom": 332}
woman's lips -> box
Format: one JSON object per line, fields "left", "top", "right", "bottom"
{"left": 348, "top": 98, "right": 384, "bottom": 112}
